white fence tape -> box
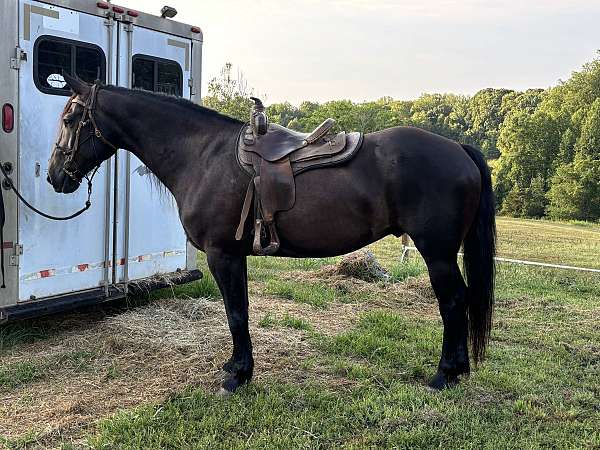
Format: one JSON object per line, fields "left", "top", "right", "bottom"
{"left": 400, "top": 246, "right": 600, "bottom": 274}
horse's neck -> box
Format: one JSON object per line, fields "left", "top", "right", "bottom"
{"left": 98, "top": 88, "right": 238, "bottom": 196}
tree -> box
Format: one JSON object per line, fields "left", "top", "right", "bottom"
{"left": 202, "top": 63, "right": 255, "bottom": 121}
{"left": 495, "top": 110, "right": 561, "bottom": 213}
{"left": 266, "top": 102, "right": 299, "bottom": 127}
{"left": 547, "top": 156, "right": 600, "bottom": 221}
{"left": 466, "top": 88, "right": 515, "bottom": 158}
{"left": 574, "top": 98, "right": 600, "bottom": 159}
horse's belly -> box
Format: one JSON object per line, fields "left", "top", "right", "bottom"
{"left": 274, "top": 166, "right": 392, "bottom": 257}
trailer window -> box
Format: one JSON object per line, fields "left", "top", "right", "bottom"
{"left": 34, "top": 36, "right": 106, "bottom": 96}
{"left": 132, "top": 55, "right": 183, "bottom": 97}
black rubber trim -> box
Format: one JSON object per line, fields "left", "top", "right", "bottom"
{"left": 0, "top": 269, "right": 202, "bottom": 323}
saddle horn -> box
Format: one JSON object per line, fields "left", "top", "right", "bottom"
{"left": 250, "top": 97, "right": 268, "bottom": 136}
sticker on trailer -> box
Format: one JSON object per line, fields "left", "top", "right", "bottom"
{"left": 43, "top": 7, "right": 79, "bottom": 35}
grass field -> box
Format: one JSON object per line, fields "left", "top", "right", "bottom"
{"left": 1, "top": 217, "right": 599, "bottom": 449}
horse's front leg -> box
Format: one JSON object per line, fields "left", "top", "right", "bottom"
{"left": 206, "top": 249, "right": 253, "bottom": 393}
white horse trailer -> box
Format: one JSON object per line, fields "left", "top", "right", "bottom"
{"left": 0, "top": 0, "right": 203, "bottom": 321}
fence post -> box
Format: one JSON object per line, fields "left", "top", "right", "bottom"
{"left": 400, "top": 233, "right": 410, "bottom": 262}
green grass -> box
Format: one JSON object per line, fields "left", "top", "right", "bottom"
{"left": 495, "top": 216, "right": 600, "bottom": 269}
{"left": 258, "top": 313, "right": 313, "bottom": 331}
{"left": 90, "top": 264, "right": 600, "bottom": 448}
{"left": 0, "top": 361, "right": 46, "bottom": 390}
{"left": 265, "top": 279, "right": 339, "bottom": 308}
{"left": 389, "top": 259, "right": 427, "bottom": 282}
{"left": 0, "top": 323, "right": 51, "bottom": 352}
{"left": 87, "top": 218, "right": 600, "bottom": 449}
{"left": 0, "top": 350, "right": 100, "bottom": 394}
{"left": 4, "top": 217, "right": 600, "bottom": 448}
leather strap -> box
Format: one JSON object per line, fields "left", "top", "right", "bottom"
{"left": 235, "top": 179, "right": 255, "bottom": 241}
{"left": 0, "top": 183, "right": 5, "bottom": 288}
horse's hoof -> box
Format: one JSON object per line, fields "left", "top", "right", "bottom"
{"left": 221, "top": 375, "right": 250, "bottom": 394}
{"left": 217, "top": 387, "right": 233, "bottom": 397}
{"left": 428, "top": 371, "right": 459, "bottom": 390}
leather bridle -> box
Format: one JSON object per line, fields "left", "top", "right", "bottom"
{"left": 55, "top": 82, "right": 118, "bottom": 185}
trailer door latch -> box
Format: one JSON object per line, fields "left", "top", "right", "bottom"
{"left": 9, "top": 244, "right": 23, "bottom": 266}
{"left": 10, "top": 47, "right": 27, "bottom": 70}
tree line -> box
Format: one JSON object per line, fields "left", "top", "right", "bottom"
{"left": 204, "top": 58, "right": 600, "bottom": 222}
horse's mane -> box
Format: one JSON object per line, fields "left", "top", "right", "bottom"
{"left": 102, "top": 86, "right": 245, "bottom": 202}
{"left": 105, "top": 85, "right": 244, "bottom": 125}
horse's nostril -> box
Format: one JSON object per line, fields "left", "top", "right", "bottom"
{"left": 46, "top": 175, "right": 51, "bottom": 184}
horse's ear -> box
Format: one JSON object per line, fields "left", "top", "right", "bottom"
{"left": 63, "top": 72, "right": 90, "bottom": 96}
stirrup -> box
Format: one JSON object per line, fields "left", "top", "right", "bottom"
{"left": 253, "top": 219, "right": 280, "bottom": 256}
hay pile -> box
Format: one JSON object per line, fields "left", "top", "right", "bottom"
{"left": 327, "top": 250, "right": 389, "bottom": 282}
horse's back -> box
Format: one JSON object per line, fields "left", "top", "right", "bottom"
{"left": 274, "top": 126, "right": 481, "bottom": 257}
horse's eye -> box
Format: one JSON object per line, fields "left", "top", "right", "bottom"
{"left": 63, "top": 117, "right": 72, "bottom": 126}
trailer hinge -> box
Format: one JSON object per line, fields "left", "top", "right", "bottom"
{"left": 188, "top": 78, "right": 193, "bottom": 89}
{"left": 10, "top": 47, "right": 27, "bottom": 70}
{"left": 9, "top": 244, "right": 23, "bottom": 266}
{"left": 104, "top": 15, "right": 115, "bottom": 28}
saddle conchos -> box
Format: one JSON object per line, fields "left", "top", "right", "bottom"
{"left": 236, "top": 98, "right": 363, "bottom": 255}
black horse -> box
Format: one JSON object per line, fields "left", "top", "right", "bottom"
{"left": 47, "top": 75, "right": 496, "bottom": 393}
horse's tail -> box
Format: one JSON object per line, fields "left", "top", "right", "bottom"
{"left": 461, "top": 144, "right": 496, "bottom": 364}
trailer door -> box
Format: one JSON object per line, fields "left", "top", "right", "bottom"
{"left": 17, "top": 1, "right": 116, "bottom": 301}
{"left": 114, "top": 24, "right": 191, "bottom": 283}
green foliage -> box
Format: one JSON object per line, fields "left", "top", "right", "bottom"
{"left": 546, "top": 156, "right": 600, "bottom": 221}
{"left": 202, "top": 63, "right": 254, "bottom": 121}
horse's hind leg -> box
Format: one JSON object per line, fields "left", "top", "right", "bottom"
{"left": 422, "top": 255, "right": 470, "bottom": 389}
{"left": 206, "top": 250, "right": 254, "bottom": 393}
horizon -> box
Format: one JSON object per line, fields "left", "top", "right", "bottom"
{"left": 118, "top": 1, "right": 598, "bottom": 104}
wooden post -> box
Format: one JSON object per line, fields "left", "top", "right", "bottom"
{"left": 401, "top": 233, "right": 410, "bottom": 262}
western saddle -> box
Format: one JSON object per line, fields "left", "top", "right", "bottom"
{"left": 236, "top": 97, "right": 363, "bottom": 255}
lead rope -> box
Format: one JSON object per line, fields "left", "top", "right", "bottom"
{"left": 1, "top": 181, "right": 5, "bottom": 288}
{"left": 0, "top": 162, "right": 97, "bottom": 289}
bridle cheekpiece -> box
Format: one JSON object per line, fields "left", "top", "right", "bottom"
{"left": 56, "top": 82, "right": 118, "bottom": 185}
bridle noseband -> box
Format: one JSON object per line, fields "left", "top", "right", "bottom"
{"left": 55, "top": 82, "right": 118, "bottom": 185}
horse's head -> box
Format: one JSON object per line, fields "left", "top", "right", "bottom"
{"left": 47, "top": 74, "right": 117, "bottom": 194}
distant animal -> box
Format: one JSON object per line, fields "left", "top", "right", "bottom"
{"left": 47, "top": 75, "right": 496, "bottom": 393}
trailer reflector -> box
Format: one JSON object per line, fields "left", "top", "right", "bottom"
{"left": 127, "top": 10, "right": 139, "bottom": 17}
{"left": 191, "top": 26, "right": 201, "bottom": 34}
{"left": 96, "top": 1, "right": 110, "bottom": 9}
{"left": 2, "top": 104, "right": 14, "bottom": 133}
{"left": 112, "top": 6, "right": 125, "bottom": 13}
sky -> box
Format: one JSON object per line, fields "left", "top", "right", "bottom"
{"left": 123, "top": 0, "right": 600, "bottom": 105}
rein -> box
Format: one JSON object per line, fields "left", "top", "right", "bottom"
{"left": 0, "top": 82, "right": 117, "bottom": 288}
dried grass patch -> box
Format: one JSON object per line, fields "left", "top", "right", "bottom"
{"left": 0, "top": 257, "right": 438, "bottom": 447}
{"left": 0, "top": 292, "right": 371, "bottom": 446}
